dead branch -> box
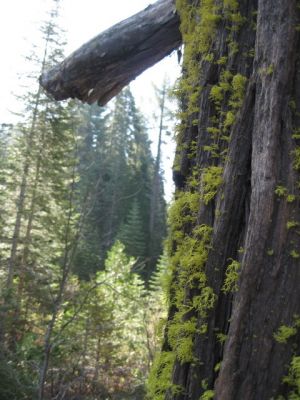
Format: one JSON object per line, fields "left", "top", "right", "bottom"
{"left": 40, "top": 0, "right": 181, "bottom": 105}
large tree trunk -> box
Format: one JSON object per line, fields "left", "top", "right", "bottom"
{"left": 161, "top": 0, "right": 300, "bottom": 399}
{"left": 39, "top": 0, "right": 181, "bottom": 106}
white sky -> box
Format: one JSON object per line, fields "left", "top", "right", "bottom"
{"left": 0, "top": 0, "right": 181, "bottom": 200}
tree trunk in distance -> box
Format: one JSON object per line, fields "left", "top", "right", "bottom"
{"left": 39, "top": 0, "right": 181, "bottom": 106}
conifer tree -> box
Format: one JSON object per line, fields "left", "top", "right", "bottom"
{"left": 73, "top": 86, "right": 166, "bottom": 280}
{"left": 117, "top": 198, "right": 146, "bottom": 259}
{"left": 0, "top": 1, "right": 81, "bottom": 397}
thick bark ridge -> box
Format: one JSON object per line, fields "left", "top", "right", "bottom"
{"left": 39, "top": 0, "right": 181, "bottom": 105}
{"left": 215, "top": 1, "right": 300, "bottom": 398}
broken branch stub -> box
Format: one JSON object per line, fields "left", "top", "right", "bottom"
{"left": 40, "top": 0, "right": 182, "bottom": 106}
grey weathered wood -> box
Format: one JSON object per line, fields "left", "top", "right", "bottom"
{"left": 40, "top": 0, "right": 181, "bottom": 105}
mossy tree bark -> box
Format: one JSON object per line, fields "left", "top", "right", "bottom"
{"left": 165, "top": 0, "right": 300, "bottom": 399}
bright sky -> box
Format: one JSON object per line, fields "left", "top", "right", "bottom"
{"left": 0, "top": 0, "right": 181, "bottom": 200}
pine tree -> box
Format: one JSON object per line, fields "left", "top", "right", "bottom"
{"left": 73, "top": 103, "right": 109, "bottom": 279}
{"left": 117, "top": 198, "right": 146, "bottom": 259}
{"left": 73, "top": 86, "right": 165, "bottom": 280}
{"left": 148, "top": 80, "right": 170, "bottom": 271}
{"left": 0, "top": 1, "right": 81, "bottom": 397}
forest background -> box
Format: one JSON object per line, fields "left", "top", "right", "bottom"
{"left": 0, "top": 0, "right": 179, "bottom": 399}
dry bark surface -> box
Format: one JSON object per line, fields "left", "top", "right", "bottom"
{"left": 39, "top": 0, "right": 181, "bottom": 105}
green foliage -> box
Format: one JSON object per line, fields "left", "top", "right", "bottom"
{"left": 224, "top": 111, "right": 235, "bottom": 129}
{"left": 222, "top": 259, "right": 241, "bottom": 293}
{"left": 217, "top": 56, "right": 228, "bottom": 65}
{"left": 210, "top": 85, "right": 225, "bottom": 103}
{"left": 292, "top": 128, "right": 300, "bottom": 140}
{"left": 287, "top": 221, "right": 299, "bottom": 230}
{"left": 200, "top": 390, "right": 215, "bottom": 400}
{"left": 266, "top": 64, "right": 274, "bottom": 75}
{"left": 201, "top": 166, "right": 223, "bottom": 204}
{"left": 210, "top": 71, "right": 247, "bottom": 134}
{"left": 149, "top": 0, "right": 248, "bottom": 388}
{"left": 274, "top": 325, "right": 297, "bottom": 343}
{"left": 230, "top": 74, "right": 248, "bottom": 107}
{"left": 293, "top": 147, "right": 300, "bottom": 171}
{"left": 74, "top": 87, "right": 166, "bottom": 281}
{"left": 117, "top": 198, "right": 146, "bottom": 258}
{"left": 283, "top": 356, "right": 300, "bottom": 399}
{"left": 147, "top": 351, "right": 178, "bottom": 400}
{"left": 0, "top": 358, "right": 35, "bottom": 400}
{"left": 0, "top": 7, "right": 168, "bottom": 398}
{"left": 214, "top": 362, "right": 221, "bottom": 372}
{"left": 275, "top": 185, "right": 288, "bottom": 197}
{"left": 210, "top": 70, "right": 233, "bottom": 106}
{"left": 51, "top": 241, "right": 154, "bottom": 397}
{"left": 216, "top": 333, "right": 227, "bottom": 344}
{"left": 287, "top": 194, "right": 297, "bottom": 203}
{"left": 193, "top": 286, "right": 217, "bottom": 318}
{"left": 290, "top": 250, "right": 300, "bottom": 259}
{"left": 175, "top": 0, "right": 221, "bottom": 121}
{"left": 168, "top": 317, "right": 197, "bottom": 363}
{"left": 165, "top": 191, "right": 215, "bottom": 364}
{"left": 168, "top": 191, "right": 201, "bottom": 235}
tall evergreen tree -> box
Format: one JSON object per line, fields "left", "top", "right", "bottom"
{"left": 74, "top": 86, "right": 166, "bottom": 280}
{"left": 0, "top": 2, "right": 81, "bottom": 398}
{"left": 117, "top": 198, "right": 146, "bottom": 259}
{"left": 73, "top": 103, "right": 109, "bottom": 279}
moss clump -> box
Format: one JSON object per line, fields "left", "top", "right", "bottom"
{"left": 209, "top": 71, "right": 247, "bottom": 132}
{"left": 224, "top": 111, "right": 236, "bottom": 129}
{"left": 216, "top": 332, "right": 227, "bottom": 344}
{"left": 292, "top": 128, "right": 300, "bottom": 140}
{"left": 275, "top": 185, "right": 288, "bottom": 197}
{"left": 229, "top": 73, "right": 248, "bottom": 108}
{"left": 287, "top": 194, "right": 296, "bottom": 203}
{"left": 274, "top": 325, "right": 297, "bottom": 344}
{"left": 166, "top": 188, "right": 216, "bottom": 363}
{"left": 266, "top": 64, "right": 274, "bottom": 75}
{"left": 147, "top": 351, "right": 179, "bottom": 400}
{"left": 293, "top": 147, "right": 300, "bottom": 171}
{"left": 168, "top": 191, "right": 201, "bottom": 241}
{"left": 214, "top": 362, "right": 221, "bottom": 372}
{"left": 201, "top": 166, "right": 223, "bottom": 204}
{"left": 168, "top": 317, "right": 197, "bottom": 363}
{"left": 210, "top": 70, "right": 233, "bottom": 107}
{"left": 216, "top": 56, "right": 228, "bottom": 65}
{"left": 222, "top": 259, "right": 241, "bottom": 293}
{"left": 210, "top": 85, "right": 225, "bottom": 104}
{"left": 274, "top": 186, "right": 297, "bottom": 204}
{"left": 283, "top": 356, "right": 300, "bottom": 398}
{"left": 290, "top": 250, "right": 300, "bottom": 259}
{"left": 287, "top": 221, "right": 299, "bottom": 230}
{"left": 193, "top": 286, "right": 217, "bottom": 318}
{"left": 175, "top": 0, "right": 222, "bottom": 122}
{"left": 200, "top": 389, "right": 215, "bottom": 399}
